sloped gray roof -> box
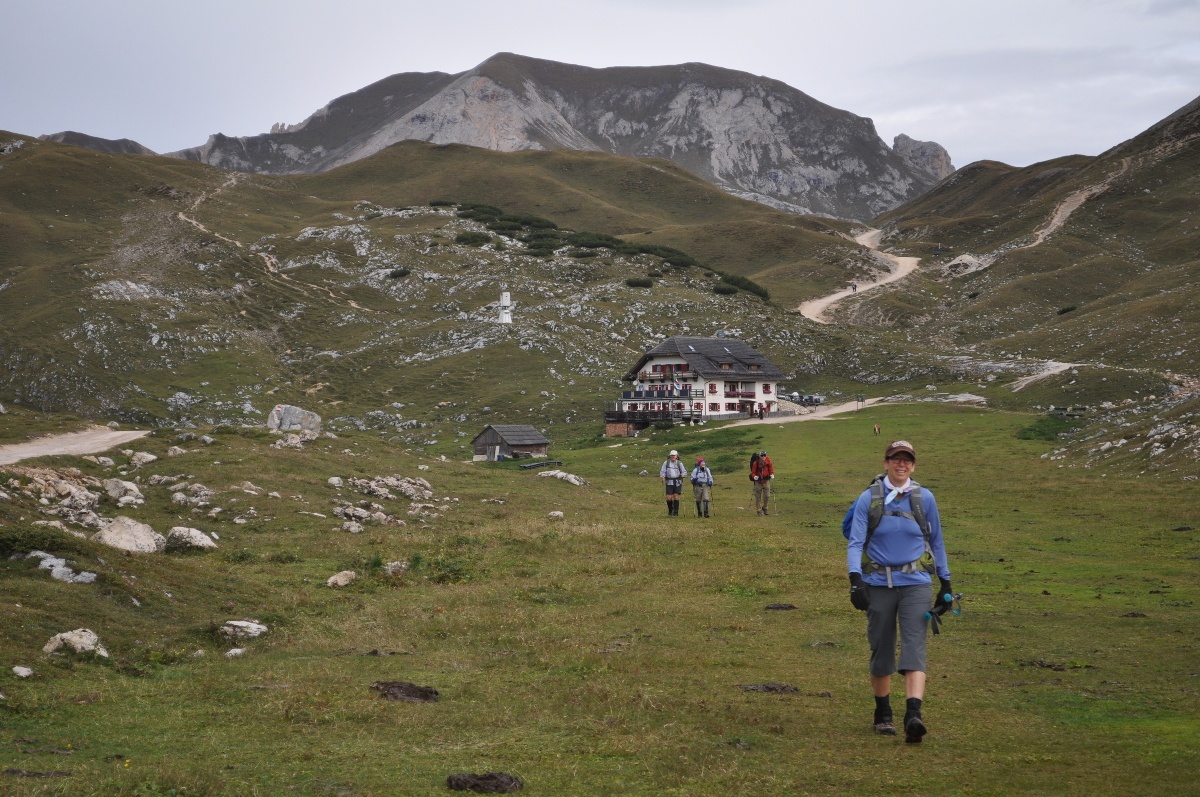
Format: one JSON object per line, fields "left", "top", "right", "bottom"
{"left": 471, "top": 424, "right": 550, "bottom": 446}
{"left": 623, "top": 337, "right": 785, "bottom": 381}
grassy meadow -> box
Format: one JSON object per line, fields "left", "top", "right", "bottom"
{"left": 2, "top": 402, "right": 1197, "bottom": 796}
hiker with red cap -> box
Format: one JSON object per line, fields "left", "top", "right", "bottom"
{"left": 845, "top": 440, "right": 953, "bottom": 744}
{"left": 690, "top": 456, "right": 714, "bottom": 518}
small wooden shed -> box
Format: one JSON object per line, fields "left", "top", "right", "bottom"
{"left": 471, "top": 424, "right": 550, "bottom": 461}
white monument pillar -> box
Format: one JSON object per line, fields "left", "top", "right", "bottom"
{"left": 499, "top": 291, "right": 512, "bottom": 324}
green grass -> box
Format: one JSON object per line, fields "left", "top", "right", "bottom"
{"left": 1, "top": 402, "right": 1197, "bottom": 795}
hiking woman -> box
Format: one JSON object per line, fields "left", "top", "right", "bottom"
{"left": 690, "top": 456, "right": 714, "bottom": 518}
{"left": 846, "top": 440, "right": 952, "bottom": 743}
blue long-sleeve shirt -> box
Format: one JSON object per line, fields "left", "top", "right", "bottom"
{"left": 846, "top": 480, "right": 951, "bottom": 587}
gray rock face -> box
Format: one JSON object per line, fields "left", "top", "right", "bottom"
{"left": 167, "top": 53, "right": 948, "bottom": 220}
{"left": 267, "top": 404, "right": 322, "bottom": 433}
{"left": 893, "top": 134, "right": 955, "bottom": 181}
{"left": 91, "top": 516, "right": 166, "bottom": 553}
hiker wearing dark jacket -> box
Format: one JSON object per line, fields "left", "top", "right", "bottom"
{"left": 690, "top": 457, "right": 714, "bottom": 518}
{"left": 750, "top": 450, "right": 774, "bottom": 515}
{"left": 846, "top": 440, "right": 952, "bottom": 744}
{"left": 659, "top": 450, "right": 687, "bottom": 516}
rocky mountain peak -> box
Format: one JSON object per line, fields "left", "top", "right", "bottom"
{"left": 163, "top": 53, "right": 951, "bottom": 221}
{"left": 893, "top": 134, "right": 955, "bottom": 181}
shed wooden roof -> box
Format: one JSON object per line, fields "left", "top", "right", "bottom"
{"left": 471, "top": 424, "right": 551, "bottom": 446}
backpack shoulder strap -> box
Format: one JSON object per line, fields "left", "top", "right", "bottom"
{"left": 864, "top": 477, "right": 886, "bottom": 544}
{"left": 908, "top": 484, "right": 931, "bottom": 544}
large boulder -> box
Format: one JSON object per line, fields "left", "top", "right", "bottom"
{"left": 267, "top": 404, "right": 322, "bottom": 433}
{"left": 166, "top": 526, "right": 218, "bottom": 551}
{"left": 104, "top": 478, "right": 144, "bottom": 506}
{"left": 91, "top": 516, "right": 166, "bottom": 553}
{"left": 43, "top": 628, "right": 109, "bottom": 658}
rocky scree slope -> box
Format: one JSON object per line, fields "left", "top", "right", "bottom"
{"left": 167, "top": 52, "right": 951, "bottom": 221}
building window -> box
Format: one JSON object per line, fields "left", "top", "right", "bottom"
{"left": 708, "top": 403, "right": 719, "bottom": 411}
{"left": 725, "top": 402, "right": 738, "bottom": 412}
{"left": 720, "top": 363, "right": 731, "bottom": 370}
{"left": 693, "top": 403, "right": 702, "bottom": 410}
{"left": 708, "top": 383, "right": 717, "bottom": 394}
{"left": 763, "top": 384, "right": 772, "bottom": 394}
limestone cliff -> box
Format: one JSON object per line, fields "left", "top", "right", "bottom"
{"left": 168, "top": 53, "right": 951, "bottom": 220}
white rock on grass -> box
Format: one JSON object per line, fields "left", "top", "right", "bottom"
{"left": 104, "top": 479, "right": 142, "bottom": 502}
{"left": 326, "top": 570, "right": 357, "bottom": 588}
{"left": 12, "top": 666, "right": 33, "bottom": 678}
{"left": 91, "top": 516, "right": 166, "bottom": 553}
{"left": 327, "top": 477, "right": 344, "bottom": 487}
{"left": 130, "top": 452, "right": 158, "bottom": 467}
{"left": 220, "top": 620, "right": 268, "bottom": 640}
{"left": 24, "top": 551, "right": 97, "bottom": 583}
{"left": 384, "top": 561, "right": 409, "bottom": 576}
{"left": 166, "top": 527, "right": 218, "bottom": 551}
{"left": 342, "top": 521, "right": 364, "bottom": 534}
{"left": 166, "top": 446, "right": 187, "bottom": 457}
{"left": 225, "top": 648, "right": 246, "bottom": 658}
{"left": 548, "top": 511, "right": 565, "bottom": 519}
{"left": 43, "top": 628, "right": 109, "bottom": 658}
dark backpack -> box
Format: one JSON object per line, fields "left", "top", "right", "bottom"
{"left": 842, "top": 475, "right": 931, "bottom": 548}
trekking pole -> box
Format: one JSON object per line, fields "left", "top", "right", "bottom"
{"left": 925, "top": 592, "right": 963, "bottom": 635}
{"left": 772, "top": 484, "right": 779, "bottom": 515}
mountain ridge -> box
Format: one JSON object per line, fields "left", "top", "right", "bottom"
{"left": 164, "top": 52, "right": 951, "bottom": 221}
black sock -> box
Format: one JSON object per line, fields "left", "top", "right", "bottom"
{"left": 905, "top": 697, "right": 923, "bottom": 718}
{"left": 874, "top": 695, "right": 892, "bottom": 720}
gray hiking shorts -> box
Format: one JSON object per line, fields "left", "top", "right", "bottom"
{"left": 865, "top": 583, "right": 931, "bottom": 676}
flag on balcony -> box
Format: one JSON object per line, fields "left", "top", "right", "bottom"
{"left": 673, "top": 379, "right": 682, "bottom": 391}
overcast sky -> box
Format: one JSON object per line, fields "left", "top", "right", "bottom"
{"left": 3, "top": 0, "right": 1198, "bottom": 168}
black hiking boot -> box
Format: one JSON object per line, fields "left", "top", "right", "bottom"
{"left": 873, "top": 714, "right": 897, "bottom": 736}
{"left": 696, "top": 502, "right": 703, "bottom": 518}
{"left": 904, "top": 713, "right": 927, "bottom": 744}
{"left": 703, "top": 502, "right": 710, "bottom": 518}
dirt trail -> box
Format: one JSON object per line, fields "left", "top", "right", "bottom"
{"left": 797, "top": 229, "right": 920, "bottom": 324}
{"left": 1008, "top": 361, "right": 1079, "bottom": 392}
{"left": 0, "top": 427, "right": 151, "bottom": 466}
{"left": 177, "top": 175, "right": 372, "bottom": 311}
{"left": 1022, "top": 158, "right": 1131, "bottom": 249}
{"left": 706, "top": 397, "right": 885, "bottom": 429}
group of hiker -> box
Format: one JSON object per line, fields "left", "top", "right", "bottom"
{"left": 656, "top": 438, "right": 954, "bottom": 745}
{"left": 657, "top": 449, "right": 774, "bottom": 518}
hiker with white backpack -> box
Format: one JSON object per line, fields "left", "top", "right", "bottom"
{"left": 845, "top": 440, "right": 953, "bottom": 744}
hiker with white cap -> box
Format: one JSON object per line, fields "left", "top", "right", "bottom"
{"left": 846, "top": 440, "right": 953, "bottom": 744}
{"left": 659, "top": 450, "right": 687, "bottom": 516}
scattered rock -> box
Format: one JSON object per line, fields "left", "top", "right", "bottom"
{"left": 267, "top": 404, "right": 322, "bottom": 433}
{"left": 220, "top": 620, "right": 268, "bottom": 639}
{"left": 446, "top": 772, "right": 524, "bottom": 793}
{"left": 225, "top": 648, "right": 246, "bottom": 658}
{"left": 199, "top": 435, "right": 215, "bottom": 445}
{"left": 22, "top": 551, "right": 96, "bottom": 583}
{"left": 104, "top": 478, "right": 143, "bottom": 505}
{"left": 91, "top": 516, "right": 165, "bottom": 553}
{"left": 327, "top": 477, "right": 344, "bottom": 488}
{"left": 547, "top": 511, "right": 564, "bottom": 520}
{"left": 166, "top": 446, "right": 187, "bottom": 457}
{"left": 538, "top": 469, "right": 587, "bottom": 486}
{"left": 371, "top": 681, "right": 439, "bottom": 702}
{"left": 12, "top": 666, "right": 33, "bottom": 678}
{"left": 129, "top": 452, "right": 158, "bottom": 467}
{"left": 384, "top": 560, "right": 409, "bottom": 576}
{"left": 326, "top": 570, "right": 357, "bottom": 588}
{"left": 43, "top": 628, "right": 108, "bottom": 658}
{"left": 165, "top": 527, "right": 217, "bottom": 551}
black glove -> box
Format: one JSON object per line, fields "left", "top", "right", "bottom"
{"left": 932, "top": 578, "right": 954, "bottom": 616}
{"left": 849, "top": 573, "right": 870, "bottom": 611}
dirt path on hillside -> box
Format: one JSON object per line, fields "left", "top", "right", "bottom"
{"left": 797, "top": 229, "right": 920, "bottom": 323}
{"left": 0, "top": 427, "right": 151, "bottom": 466}
{"left": 708, "top": 397, "right": 885, "bottom": 429}
{"left": 177, "top": 175, "right": 372, "bottom": 311}
{"left": 1023, "top": 158, "right": 1131, "bottom": 249}
{"left": 1008, "top": 361, "right": 1081, "bottom": 392}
